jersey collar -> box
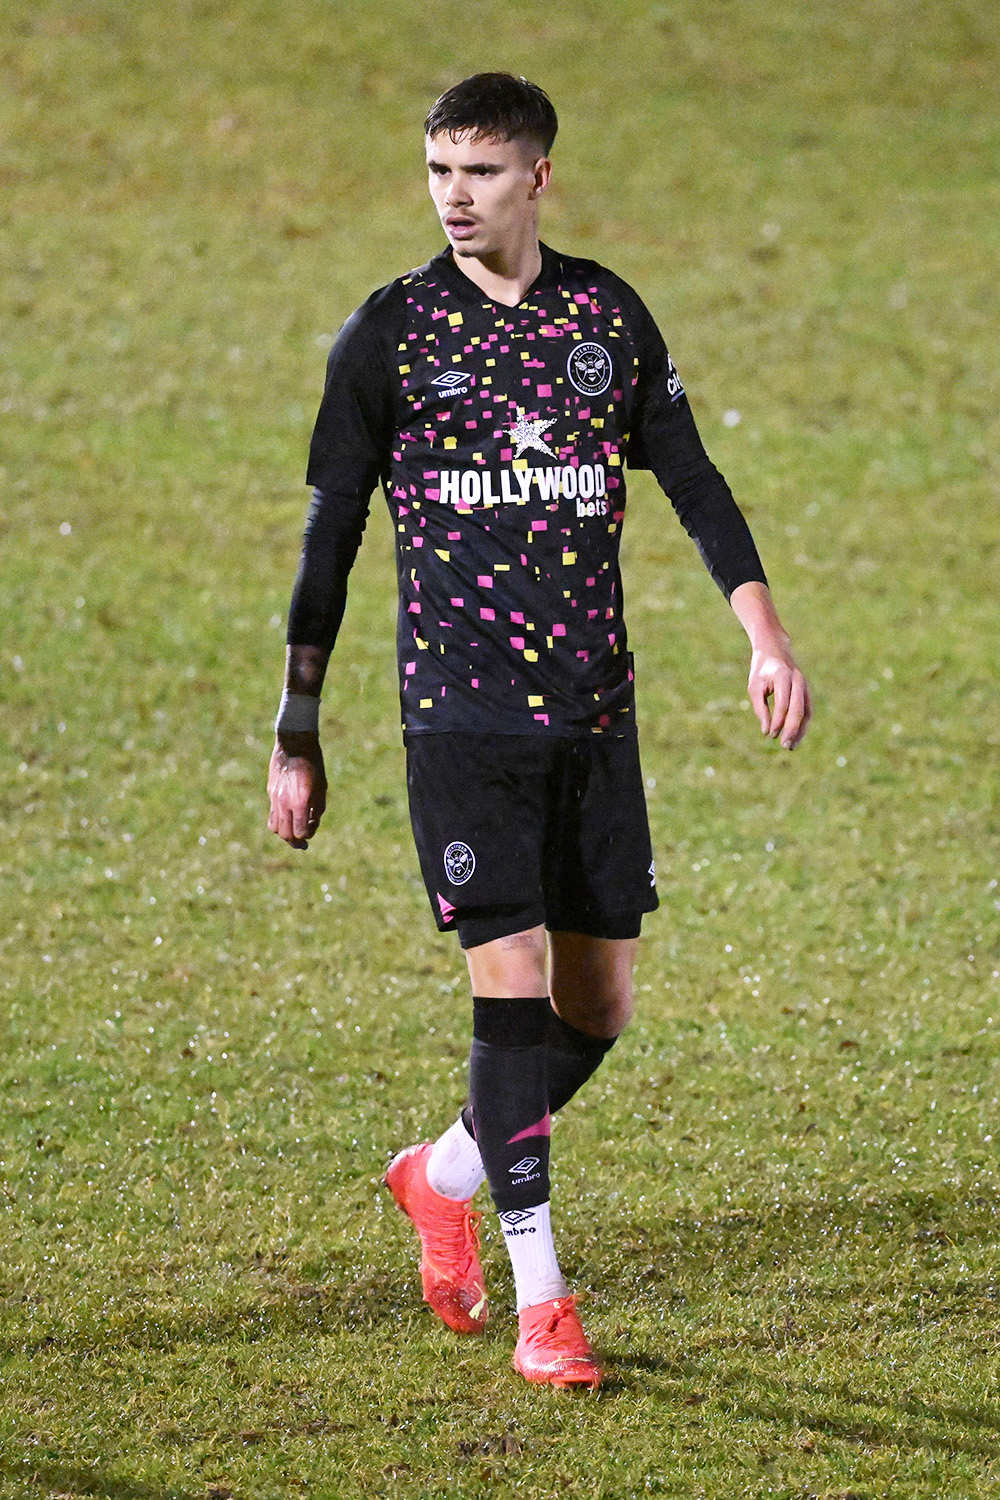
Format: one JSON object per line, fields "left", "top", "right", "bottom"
{"left": 429, "top": 242, "right": 561, "bottom": 307}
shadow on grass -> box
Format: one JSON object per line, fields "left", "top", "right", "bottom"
{"left": 606, "top": 1350, "right": 1000, "bottom": 1461}
{"left": 0, "top": 1458, "right": 198, "bottom": 1499}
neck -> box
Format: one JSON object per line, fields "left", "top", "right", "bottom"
{"left": 451, "top": 232, "right": 543, "bottom": 308}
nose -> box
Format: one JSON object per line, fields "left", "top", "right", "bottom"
{"left": 444, "top": 175, "right": 471, "bottom": 207}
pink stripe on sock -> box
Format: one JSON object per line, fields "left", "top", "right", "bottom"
{"left": 507, "top": 1113, "right": 551, "bottom": 1144}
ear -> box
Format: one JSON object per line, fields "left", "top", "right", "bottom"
{"left": 530, "top": 157, "right": 552, "bottom": 198}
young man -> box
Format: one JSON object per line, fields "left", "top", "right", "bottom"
{"left": 268, "top": 73, "right": 810, "bottom": 1389}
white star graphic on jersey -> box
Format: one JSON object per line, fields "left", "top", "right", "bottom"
{"left": 507, "top": 410, "right": 557, "bottom": 459}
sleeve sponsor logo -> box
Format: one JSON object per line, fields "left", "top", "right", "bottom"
{"left": 665, "top": 353, "right": 685, "bottom": 402}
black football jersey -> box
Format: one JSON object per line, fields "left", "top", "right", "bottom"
{"left": 297, "top": 244, "right": 766, "bottom": 736}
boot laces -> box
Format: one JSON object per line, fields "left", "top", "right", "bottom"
{"left": 426, "top": 1204, "right": 483, "bottom": 1279}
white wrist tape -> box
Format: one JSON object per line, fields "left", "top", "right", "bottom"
{"left": 275, "top": 691, "right": 321, "bottom": 734}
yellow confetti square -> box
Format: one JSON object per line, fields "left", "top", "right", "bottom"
{"left": 444, "top": 436, "right": 457, "bottom": 449}
{"left": 420, "top": 698, "right": 433, "bottom": 708}
{"left": 563, "top": 552, "right": 577, "bottom": 565}
{"left": 524, "top": 650, "right": 538, "bottom": 663}
{"left": 448, "top": 312, "right": 464, "bottom": 327}
{"left": 434, "top": 549, "right": 450, "bottom": 561}
{"left": 528, "top": 695, "right": 545, "bottom": 707}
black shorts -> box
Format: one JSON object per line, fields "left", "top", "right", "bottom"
{"left": 405, "top": 731, "right": 658, "bottom": 949}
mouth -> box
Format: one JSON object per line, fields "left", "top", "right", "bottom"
{"left": 445, "top": 215, "right": 478, "bottom": 238}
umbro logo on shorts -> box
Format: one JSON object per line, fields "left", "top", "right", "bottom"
{"left": 432, "top": 369, "right": 472, "bottom": 397}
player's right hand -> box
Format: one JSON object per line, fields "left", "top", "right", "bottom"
{"left": 267, "top": 734, "right": 327, "bottom": 849}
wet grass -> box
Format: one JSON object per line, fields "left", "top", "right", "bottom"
{"left": 2, "top": 0, "right": 1000, "bottom": 1495}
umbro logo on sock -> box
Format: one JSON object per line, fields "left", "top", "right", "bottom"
{"left": 499, "top": 1209, "right": 537, "bottom": 1237}
{"left": 510, "top": 1157, "right": 540, "bottom": 1177}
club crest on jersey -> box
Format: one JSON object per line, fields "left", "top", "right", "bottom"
{"left": 431, "top": 369, "right": 472, "bottom": 398}
{"left": 567, "top": 341, "right": 613, "bottom": 395}
{"left": 443, "top": 840, "right": 476, "bottom": 885}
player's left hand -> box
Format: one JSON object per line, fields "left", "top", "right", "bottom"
{"left": 747, "top": 645, "right": 811, "bottom": 749}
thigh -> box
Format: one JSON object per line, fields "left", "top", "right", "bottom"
{"left": 549, "top": 931, "right": 639, "bottom": 1037}
{"left": 405, "top": 732, "right": 553, "bottom": 934}
{"left": 543, "top": 733, "right": 658, "bottom": 936}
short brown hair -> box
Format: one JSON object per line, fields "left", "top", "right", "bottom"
{"left": 424, "top": 72, "right": 558, "bottom": 157}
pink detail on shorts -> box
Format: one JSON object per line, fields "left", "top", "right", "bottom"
{"left": 437, "top": 893, "right": 456, "bottom": 922}
{"left": 507, "top": 1113, "right": 551, "bottom": 1145}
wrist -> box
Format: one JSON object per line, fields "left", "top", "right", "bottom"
{"left": 749, "top": 626, "right": 791, "bottom": 656}
{"left": 275, "top": 728, "right": 321, "bottom": 757}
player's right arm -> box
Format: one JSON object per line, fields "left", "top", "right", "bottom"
{"left": 267, "top": 286, "right": 401, "bottom": 849}
{"left": 267, "top": 644, "right": 330, "bottom": 850}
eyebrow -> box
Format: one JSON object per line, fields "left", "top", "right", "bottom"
{"left": 426, "top": 158, "right": 503, "bottom": 171}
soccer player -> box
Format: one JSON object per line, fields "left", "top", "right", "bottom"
{"left": 268, "top": 73, "right": 811, "bottom": 1389}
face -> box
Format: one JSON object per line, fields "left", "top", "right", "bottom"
{"left": 426, "top": 131, "right": 550, "bottom": 259}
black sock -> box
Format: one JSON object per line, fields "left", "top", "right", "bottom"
{"left": 467, "top": 996, "right": 551, "bottom": 1214}
{"left": 462, "top": 1006, "right": 617, "bottom": 1135}
{"left": 546, "top": 1009, "right": 617, "bottom": 1113}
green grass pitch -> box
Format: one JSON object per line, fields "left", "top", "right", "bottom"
{"left": 2, "top": 1, "right": 999, "bottom": 1495}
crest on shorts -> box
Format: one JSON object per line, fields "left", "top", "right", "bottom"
{"left": 567, "top": 341, "right": 613, "bottom": 395}
{"left": 443, "top": 840, "right": 476, "bottom": 885}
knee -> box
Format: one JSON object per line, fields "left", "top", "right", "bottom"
{"left": 553, "top": 980, "right": 633, "bottom": 1040}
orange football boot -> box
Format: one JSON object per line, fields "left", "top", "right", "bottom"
{"left": 385, "top": 1142, "right": 488, "bottom": 1334}
{"left": 513, "top": 1296, "right": 601, "bottom": 1389}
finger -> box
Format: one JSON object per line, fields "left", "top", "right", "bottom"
{"left": 781, "top": 674, "right": 807, "bottom": 748}
{"left": 768, "top": 671, "right": 792, "bottom": 737}
{"left": 291, "top": 792, "right": 312, "bottom": 842}
{"left": 785, "top": 676, "right": 813, "bottom": 748}
{"left": 748, "top": 675, "right": 771, "bottom": 735}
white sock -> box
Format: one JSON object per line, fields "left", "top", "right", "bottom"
{"left": 426, "top": 1115, "right": 487, "bottom": 1201}
{"left": 498, "top": 1201, "right": 569, "bottom": 1311}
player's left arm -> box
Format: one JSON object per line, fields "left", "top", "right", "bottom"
{"left": 729, "top": 579, "right": 811, "bottom": 750}
{"left": 615, "top": 281, "right": 811, "bottom": 749}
